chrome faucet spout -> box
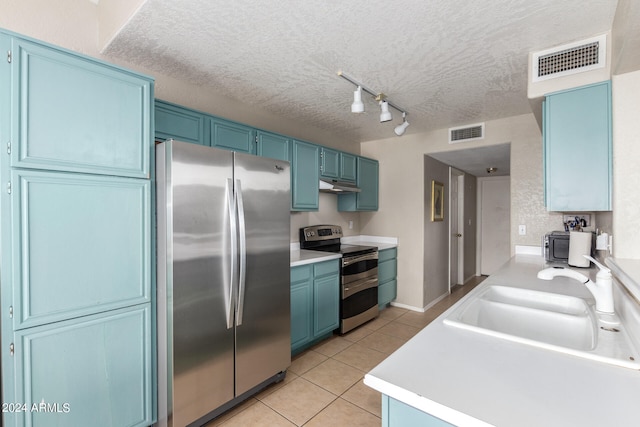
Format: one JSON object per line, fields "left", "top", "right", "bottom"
{"left": 537, "top": 256, "right": 614, "bottom": 314}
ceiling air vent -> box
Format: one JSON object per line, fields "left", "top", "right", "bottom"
{"left": 532, "top": 34, "right": 606, "bottom": 82}
{"left": 449, "top": 123, "right": 484, "bottom": 144}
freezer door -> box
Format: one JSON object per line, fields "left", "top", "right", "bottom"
{"left": 233, "top": 152, "right": 291, "bottom": 395}
{"left": 157, "top": 141, "right": 235, "bottom": 427}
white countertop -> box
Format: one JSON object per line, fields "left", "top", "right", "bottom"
{"left": 290, "top": 249, "right": 341, "bottom": 267}
{"left": 364, "top": 255, "right": 640, "bottom": 427}
{"left": 290, "top": 235, "right": 398, "bottom": 267}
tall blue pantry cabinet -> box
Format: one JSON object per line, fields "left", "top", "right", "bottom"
{"left": 0, "top": 30, "right": 154, "bottom": 426}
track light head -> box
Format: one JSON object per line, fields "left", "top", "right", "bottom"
{"left": 379, "top": 101, "right": 392, "bottom": 122}
{"left": 351, "top": 86, "right": 364, "bottom": 113}
{"left": 394, "top": 117, "right": 410, "bottom": 136}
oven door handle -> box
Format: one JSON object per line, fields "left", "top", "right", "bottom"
{"left": 342, "top": 252, "right": 378, "bottom": 267}
{"left": 343, "top": 277, "right": 378, "bottom": 298}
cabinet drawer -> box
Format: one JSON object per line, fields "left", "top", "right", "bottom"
{"left": 378, "top": 279, "right": 397, "bottom": 307}
{"left": 314, "top": 259, "right": 339, "bottom": 277}
{"left": 291, "top": 265, "right": 312, "bottom": 283}
{"left": 11, "top": 170, "right": 151, "bottom": 329}
{"left": 378, "top": 259, "right": 398, "bottom": 284}
{"left": 379, "top": 248, "right": 397, "bottom": 262}
{"left": 10, "top": 37, "right": 152, "bottom": 178}
{"left": 11, "top": 305, "right": 152, "bottom": 427}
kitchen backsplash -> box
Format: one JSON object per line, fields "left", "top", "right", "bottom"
{"left": 290, "top": 193, "right": 360, "bottom": 242}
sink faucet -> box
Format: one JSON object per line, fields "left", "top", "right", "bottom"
{"left": 537, "top": 255, "right": 614, "bottom": 314}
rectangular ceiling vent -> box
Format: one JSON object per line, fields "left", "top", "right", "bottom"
{"left": 449, "top": 123, "right": 484, "bottom": 144}
{"left": 532, "top": 34, "right": 606, "bottom": 82}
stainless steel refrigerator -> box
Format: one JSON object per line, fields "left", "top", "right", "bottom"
{"left": 156, "top": 140, "right": 291, "bottom": 427}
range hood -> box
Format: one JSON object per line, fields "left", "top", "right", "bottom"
{"left": 319, "top": 178, "right": 361, "bottom": 193}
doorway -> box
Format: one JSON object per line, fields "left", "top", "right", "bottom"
{"left": 449, "top": 168, "right": 464, "bottom": 291}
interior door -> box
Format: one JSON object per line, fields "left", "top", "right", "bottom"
{"left": 233, "top": 152, "right": 291, "bottom": 396}
{"left": 449, "top": 169, "right": 464, "bottom": 289}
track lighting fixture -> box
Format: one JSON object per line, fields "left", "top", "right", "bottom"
{"left": 337, "top": 70, "right": 409, "bottom": 136}
{"left": 394, "top": 113, "right": 410, "bottom": 136}
{"left": 351, "top": 86, "right": 365, "bottom": 113}
{"left": 379, "top": 101, "right": 392, "bottom": 122}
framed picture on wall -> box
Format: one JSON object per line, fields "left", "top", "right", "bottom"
{"left": 431, "top": 180, "right": 444, "bottom": 221}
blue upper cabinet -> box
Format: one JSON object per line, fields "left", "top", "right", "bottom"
{"left": 544, "top": 81, "right": 612, "bottom": 211}
{"left": 257, "top": 130, "right": 290, "bottom": 161}
{"left": 340, "top": 152, "right": 357, "bottom": 182}
{"left": 338, "top": 156, "right": 379, "bottom": 211}
{"left": 320, "top": 147, "right": 340, "bottom": 179}
{"left": 292, "top": 140, "right": 320, "bottom": 211}
{"left": 155, "top": 99, "right": 206, "bottom": 145}
{"left": 320, "top": 148, "right": 357, "bottom": 182}
{"left": 8, "top": 36, "right": 153, "bottom": 178}
{"left": 209, "top": 117, "right": 256, "bottom": 154}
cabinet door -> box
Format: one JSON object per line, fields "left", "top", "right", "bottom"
{"left": 340, "top": 152, "right": 357, "bottom": 181}
{"left": 9, "top": 37, "right": 152, "bottom": 178}
{"left": 313, "top": 273, "right": 339, "bottom": 337}
{"left": 291, "top": 140, "right": 319, "bottom": 211}
{"left": 10, "top": 305, "right": 152, "bottom": 427}
{"left": 291, "top": 266, "right": 313, "bottom": 353}
{"left": 338, "top": 156, "right": 379, "bottom": 211}
{"left": 155, "top": 100, "right": 205, "bottom": 145}
{"left": 257, "top": 131, "right": 290, "bottom": 161}
{"left": 11, "top": 170, "right": 151, "bottom": 329}
{"left": 320, "top": 147, "right": 340, "bottom": 179}
{"left": 544, "top": 81, "right": 611, "bottom": 211}
{"left": 209, "top": 117, "right": 255, "bottom": 153}
{"left": 357, "top": 157, "right": 379, "bottom": 210}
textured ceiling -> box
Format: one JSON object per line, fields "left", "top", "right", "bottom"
{"left": 104, "top": 0, "right": 618, "bottom": 149}
{"left": 429, "top": 144, "right": 511, "bottom": 177}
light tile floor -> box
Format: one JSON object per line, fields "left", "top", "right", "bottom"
{"left": 206, "top": 276, "right": 485, "bottom": 427}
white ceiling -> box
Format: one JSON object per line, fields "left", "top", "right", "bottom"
{"left": 103, "top": 0, "right": 619, "bottom": 174}
{"left": 429, "top": 144, "right": 511, "bottom": 177}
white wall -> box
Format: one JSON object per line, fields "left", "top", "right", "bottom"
{"left": 360, "top": 114, "right": 562, "bottom": 309}
{"left": 612, "top": 70, "right": 640, "bottom": 258}
{"left": 0, "top": 0, "right": 362, "bottom": 245}
{"left": 423, "top": 157, "right": 450, "bottom": 308}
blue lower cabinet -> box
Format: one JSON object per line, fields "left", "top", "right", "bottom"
{"left": 290, "top": 260, "right": 339, "bottom": 354}
{"left": 378, "top": 248, "right": 398, "bottom": 309}
{"left": 291, "top": 266, "right": 313, "bottom": 352}
{"left": 10, "top": 305, "right": 152, "bottom": 427}
{"left": 383, "top": 395, "right": 454, "bottom": 427}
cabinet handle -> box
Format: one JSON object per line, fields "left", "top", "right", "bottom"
{"left": 9, "top": 343, "right": 14, "bottom": 356}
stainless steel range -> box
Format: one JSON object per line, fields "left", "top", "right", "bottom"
{"left": 299, "top": 225, "right": 379, "bottom": 333}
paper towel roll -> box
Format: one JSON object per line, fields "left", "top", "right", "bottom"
{"left": 568, "top": 231, "right": 592, "bottom": 267}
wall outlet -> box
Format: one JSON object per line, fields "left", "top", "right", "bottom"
{"left": 518, "top": 225, "right": 526, "bottom": 235}
{"left": 563, "top": 214, "right": 591, "bottom": 227}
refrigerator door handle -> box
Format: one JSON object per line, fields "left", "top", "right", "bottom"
{"left": 225, "top": 178, "right": 236, "bottom": 329}
{"left": 235, "top": 179, "right": 247, "bottom": 326}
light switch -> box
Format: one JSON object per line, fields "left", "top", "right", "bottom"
{"left": 518, "top": 225, "right": 526, "bottom": 235}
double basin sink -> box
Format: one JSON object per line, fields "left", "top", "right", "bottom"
{"left": 443, "top": 284, "right": 640, "bottom": 369}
